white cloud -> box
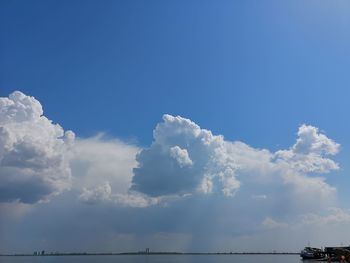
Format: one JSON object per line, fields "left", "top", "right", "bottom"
{"left": 0, "top": 91, "right": 74, "bottom": 203}
{"left": 79, "top": 182, "right": 112, "bottom": 204}
{"left": 132, "top": 114, "right": 240, "bottom": 197}
{"left": 262, "top": 217, "right": 288, "bottom": 229}
{"left": 169, "top": 146, "right": 193, "bottom": 167}
{"left": 112, "top": 192, "right": 160, "bottom": 208}
{"left": 280, "top": 170, "right": 336, "bottom": 208}
{"left": 69, "top": 135, "right": 138, "bottom": 193}
{"left": 294, "top": 125, "right": 339, "bottom": 155}
{"left": 275, "top": 124, "right": 340, "bottom": 173}
{"left": 0, "top": 92, "right": 341, "bottom": 214}
{"left": 0, "top": 91, "right": 43, "bottom": 123}
{"left": 131, "top": 115, "right": 339, "bottom": 208}
{"left": 198, "top": 175, "right": 213, "bottom": 194}
{"left": 0, "top": 92, "right": 346, "bottom": 252}
{"left": 70, "top": 135, "right": 161, "bottom": 207}
{"left": 301, "top": 207, "right": 350, "bottom": 226}
{"left": 79, "top": 181, "right": 160, "bottom": 208}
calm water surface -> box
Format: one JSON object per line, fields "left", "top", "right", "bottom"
{"left": 0, "top": 255, "right": 304, "bottom": 263}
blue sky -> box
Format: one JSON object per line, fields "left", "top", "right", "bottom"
{"left": 2, "top": 0, "right": 350, "bottom": 146}
{"left": 1, "top": 0, "right": 350, "bottom": 253}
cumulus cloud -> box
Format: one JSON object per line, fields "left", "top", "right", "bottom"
{"left": 293, "top": 125, "right": 339, "bottom": 155}
{"left": 79, "top": 182, "right": 112, "bottom": 204}
{"left": 0, "top": 92, "right": 346, "bottom": 253}
{"left": 0, "top": 91, "right": 74, "bottom": 203}
{"left": 131, "top": 115, "right": 339, "bottom": 208}
{"left": 0, "top": 92, "right": 341, "bottom": 212}
{"left": 132, "top": 114, "right": 240, "bottom": 197}
{"left": 169, "top": 146, "right": 193, "bottom": 167}
{"left": 79, "top": 181, "right": 159, "bottom": 207}
{"left": 275, "top": 124, "right": 340, "bottom": 173}
{"left": 0, "top": 92, "right": 175, "bottom": 207}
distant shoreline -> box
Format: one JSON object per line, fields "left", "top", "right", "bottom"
{"left": 0, "top": 252, "right": 299, "bottom": 257}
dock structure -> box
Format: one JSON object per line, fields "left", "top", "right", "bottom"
{"left": 301, "top": 246, "right": 350, "bottom": 261}
{"left": 324, "top": 246, "right": 350, "bottom": 259}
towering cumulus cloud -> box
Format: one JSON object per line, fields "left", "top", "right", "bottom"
{"left": 0, "top": 91, "right": 341, "bottom": 210}
{"left": 131, "top": 114, "right": 240, "bottom": 197}
{"left": 0, "top": 91, "right": 74, "bottom": 203}
{"left": 132, "top": 114, "right": 339, "bottom": 208}
{"left": 275, "top": 124, "right": 340, "bottom": 173}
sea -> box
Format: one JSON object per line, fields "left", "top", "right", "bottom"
{"left": 0, "top": 254, "right": 303, "bottom": 263}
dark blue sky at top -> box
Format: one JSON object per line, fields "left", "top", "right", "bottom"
{"left": 1, "top": 0, "right": 350, "bottom": 152}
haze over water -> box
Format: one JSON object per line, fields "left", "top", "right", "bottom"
{"left": 0, "top": 255, "right": 301, "bottom": 263}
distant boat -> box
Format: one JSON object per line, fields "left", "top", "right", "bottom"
{"left": 300, "top": 247, "right": 325, "bottom": 260}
